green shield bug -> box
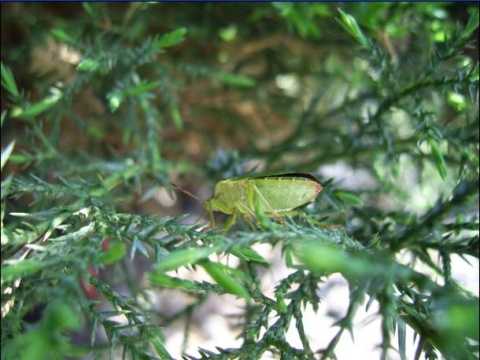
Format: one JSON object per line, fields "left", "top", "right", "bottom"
{"left": 204, "top": 172, "right": 323, "bottom": 229}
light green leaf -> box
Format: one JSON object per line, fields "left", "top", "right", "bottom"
{"left": 216, "top": 72, "right": 256, "bottom": 87}
{"left": 337, "top": 9, "right": 369, "bottom": 48}
{"left": 201, "top": 261, "right": 250, "bottom": 299}
{"left": 154, "top": 28, "right": 187, "bottom": 49}
{"left": 124, "top": 81, "right": 161, "bottom": 97}
{"left": 2, "top": 259, "right": 47, "bottom": 279}
{"left": 106, "top": 92, "right": 123, "bottom": 112}
{"left": 50, "top": 28, "right": 75, "bottom": 44}
{"left": 155, "top": 246, "right": 218, "bottom": 272}
{"left": 1, "top": 140, "right": 15, "bottom": 170}
{"left": 335, "top": 191, "right": 364, "bottom": 206}
{"left": 429, "top": 138, "right": 448, "bottom": 179}
{"left": 97, "top": 243, "right": 126, "bottom": 264}
{"left": 232, "top": 248, "right": 268, "bottom": 264}
{"left": 148, "top": 273, "right": 199, "bottom": 292}
{"left": 1, "top": 62, "right": 20, "bottom": 99}
{"left": 77, "top": 58, "right": 100, "bottom": 72}
{"left": 169, "top": 102, "right": 183, "bottom": 129}
{"left": 11, "top": 89, "right": 63, "bottom": 120}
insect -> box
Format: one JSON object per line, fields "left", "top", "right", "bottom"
{"left": 204, "top": 172, "right": 323, "bottom": 229}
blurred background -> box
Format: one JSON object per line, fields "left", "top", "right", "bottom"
{"left": 1, "top": 3, "right": 478, "bottom": 359}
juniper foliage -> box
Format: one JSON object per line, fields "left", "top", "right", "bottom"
{"left": 1, "top": 3, "right": 478, "bottom": 360}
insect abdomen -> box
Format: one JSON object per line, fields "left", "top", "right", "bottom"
{"left": 252, "top": 177, "right": 321, "bottom": 212}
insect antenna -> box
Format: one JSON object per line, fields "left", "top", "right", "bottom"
{"left": 170, "top": 183, "right": 208, "bottom": 225}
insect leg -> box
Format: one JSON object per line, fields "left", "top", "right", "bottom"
{"left": 222, "top": 213, "right": 238, "bottom": 234}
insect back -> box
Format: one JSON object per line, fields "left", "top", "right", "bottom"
{"left": 204, "top": 172, "right": 323, "bottom": 229}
